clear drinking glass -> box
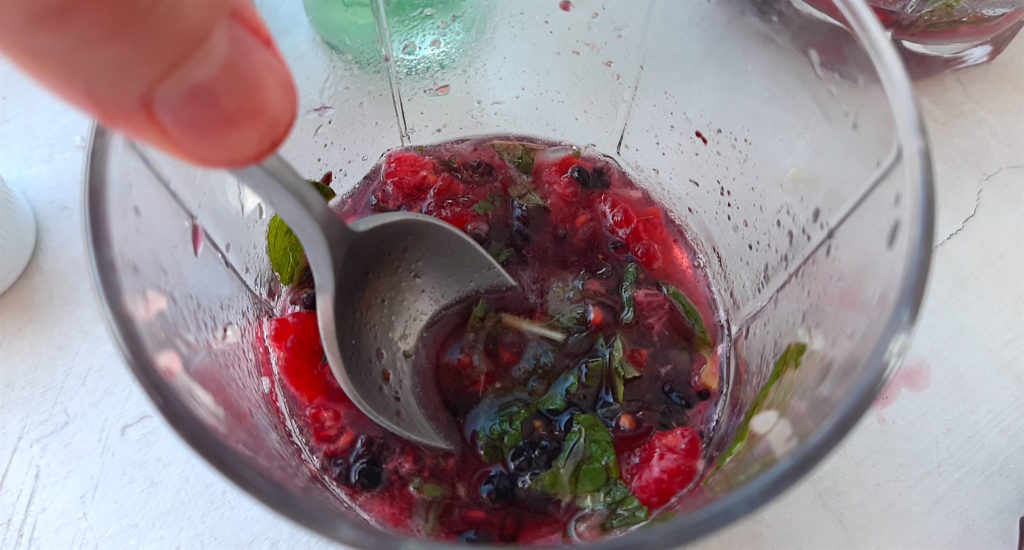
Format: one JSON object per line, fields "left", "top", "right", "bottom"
{"left": 84, "top": 0, "right": 933, "bottom": 547}
{"left": 796, "top": 0, "right": 1024, "bottom": 76}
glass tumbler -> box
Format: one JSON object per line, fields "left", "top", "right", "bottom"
{"left": 84, "top": 0, "right": 933, "bottom": 547}
{"left": 796, "top": 0, "right": 1024, "bottom": 76}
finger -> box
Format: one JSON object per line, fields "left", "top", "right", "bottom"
{"left": 0, "top": 0, "right": 297, "bottom": 167}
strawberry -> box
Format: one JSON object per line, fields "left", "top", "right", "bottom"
{"left": 428, "top": 172, "right": 464, "bottom": 201}
{"left": 433, "top": 201, "right": 475, "bottom": 230}
{"left": 534, "top": 154, "right": 579, "bottom": 190}
{"left": 383, "top": 151, "right": 439, "bottom": 197}
{"left": 620, "top": 426, "right": 702, "bottom": 509}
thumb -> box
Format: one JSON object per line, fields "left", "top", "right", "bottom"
{"left": 0, "top": 0, "right": 297, "bottom": 167}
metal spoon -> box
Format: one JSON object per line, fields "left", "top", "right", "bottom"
{"left": 234, "top": 154, "right": 516, "bottom": 451}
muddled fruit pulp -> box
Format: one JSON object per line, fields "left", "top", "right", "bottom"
{"left": 264, "top": 136, "right": 725, "bottom": 544}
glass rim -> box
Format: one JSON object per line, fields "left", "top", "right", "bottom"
{"left": 82, "top": 0, "right": 934, "bottom": 546}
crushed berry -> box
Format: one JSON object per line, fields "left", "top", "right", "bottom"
{"left": 265, "top": 136, "right": 723, "bottom": 544}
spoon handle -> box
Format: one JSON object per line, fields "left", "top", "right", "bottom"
{"left": 232, "top": 154, "right": 353, "bottom": 278}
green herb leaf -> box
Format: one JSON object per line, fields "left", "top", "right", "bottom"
{"left": 661, "top": 283, "right": 711, "bottom": 351}
{"left": 594, "top": 481, "right": 648, "bottom": 531}
{"left": 549, "top": 304, "right": 587, "bottom": 332}
{"left": 267, "top": 215, "right": 306, "bottom": 286}
{"left": 410, "top": 478, "right": 448, "bottom": 499}
{"left": 536, "top": 342, "right": 606, "bottom": 411}
{"left": 491, "top": 140, "right": 543, "bottom": 175}
{"left": 267, "top": 179, "right": 336, "bottom": 285}
{"left": 488, "top": 242, "right": 515, "bottom": 264}
{"left": 310, "top": 180, "right": 337, "bottom": 201}
{"left": 533, "top": 414, "right": 616, "bottom": 496}
{"left": 530, "top": 413, "right": 648, "bottom": 530}
{"left": 715, "top": 342, "right": 807, "bottom": 469}
{"left": 469, "top": 397, "right": 532, "bottom": 464}
{"left": 471, "top": 199, "right": 495, "bottom": 215}
{"left": 509, "top": 182, "right": 547, "bottom": 208}
{"left": 619, "top": 263, "right": 639, "bottom": 324}
{"left": 609, "top": 334, "right": 641, "bottom": 403}
{"left": 468, "top": 299, "right": 491, "bottom": 331}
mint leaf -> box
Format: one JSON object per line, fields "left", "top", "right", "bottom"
{"left": 619, "top": 263, "right": 639, "bottom": 324}
{"left": 468, "top": 299, "right": 491, "bottom": 331}
{"left": 715, "top": 342, "right": 807, "bottom": 469}
{"left": 610, "top": 334, "right": 641, "bottom": 403}
{"left": 471, "top": 200, "right": 495, "bottom": 215}
{"left": 267, "top": 215, "right": 305, "bottom": 286}
{"left": 311, "top": 180, "right": 337, "bottom": 201}
{"left": 533, "top": 414, "right": 616, "bottom": 497}
{"left": 530, "top": 413, "right": 648, "bottom": 531}
{"left": 661, "top": 283, "right": 711, "bottom": 351}
{"left": 267, "top": 179, "right": 336, "bottom": 286}
{"left": 594, "top": 481, "right": 648, "bottom": 530}
{"left": 469, "top": 396, "right": 532, "bottom": 464}
{"left": 536, "top": 343, "right": 606, "bottom": 411}
{"left": 488, "top": 242, "right": 515, "bottom": 264}
{"left": 549, "top": 304, "right": 586, "bottom": 332}
{"left": 509, "top": 182, "right": 546, "bottom": 208}
{"left": 410, "top": 478, "right": 448, "bottom": 499}
{"left": 491, "top": 140, "right": 543, "bottom": 175}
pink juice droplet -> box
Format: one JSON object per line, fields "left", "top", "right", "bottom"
{"left": 191, "top": 218, "right": 204, "bottom": 257}
{"left": 559, "top": 0, "right": 573, "bottom": 12}
{"left": 434, "top": 84, "right": 451, "bottom": 96}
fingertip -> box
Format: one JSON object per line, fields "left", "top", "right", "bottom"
{"left": 149, "top": 6, "right": 297, "bottom": 167}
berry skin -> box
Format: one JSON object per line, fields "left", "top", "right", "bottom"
{"left": 620, "top": 426, "right": 702, "bottom": 509}
{"left": 350, "top": 457, "right": 384, "bottom": 490}
{"left": 480, "top": 471, "right": 516, "bottom": 505}
{"left": 267, "top": 312, "right": 335, "bottom": 405}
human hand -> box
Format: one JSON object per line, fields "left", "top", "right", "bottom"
{"left": 0, "top": 0, "right": 297, "bottom": 167}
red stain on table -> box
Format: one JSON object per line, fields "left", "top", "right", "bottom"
{"left": 559, "top": 0, "right": 573, "bottom": 12}
{"left": 873, "top": 356, "right": 931, "bottom": 424}
{"left": 695, "top": 130, "right": 707, "bottom": 145}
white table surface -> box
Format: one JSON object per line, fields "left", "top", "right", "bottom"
{"left": 1, "top": 33, "right": 1022, "bottom": 549}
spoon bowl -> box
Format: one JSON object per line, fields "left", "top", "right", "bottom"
{"left": 234, "top": 154, "right": 516, "bottom": 450}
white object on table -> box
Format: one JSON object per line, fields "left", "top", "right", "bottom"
{"left": 0, "top": 41, "right": 1022, "bottom": 550}
{"left": 0, "top": 174, "right": 36, "bottom": 296}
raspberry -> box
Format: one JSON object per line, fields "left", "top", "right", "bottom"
{"left": 597, "top": 193, "right": 637, "bottom": 238}
{"left": 626, "top": 348, "right": 648, "bottom": 371}
{"left": 267, "top": 312, "right": 336, "bottom": 405}
{"left": 620, "top": 427, "right": 701, "bottom": 509}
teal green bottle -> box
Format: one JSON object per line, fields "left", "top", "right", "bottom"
{"left": 302, "top": 0, "right": 479, "bottom": 70}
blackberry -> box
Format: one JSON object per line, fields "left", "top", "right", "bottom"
{"left": 480, "top": 471, "right": 516, "bottom": 505}
{"left": 508, "top": 438, "right": 560, "bottom": 476}
{"left": 663, "top": 382, "right": 695, "bottom": 409}
{"left": 349, "top": 457, "right": 383, "bottom": 490}
{"left": 457, "top": 530, "right": 493, "bottom": 543}
{"left": 568, "top": 165, "right": 591, "bottom": 188}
